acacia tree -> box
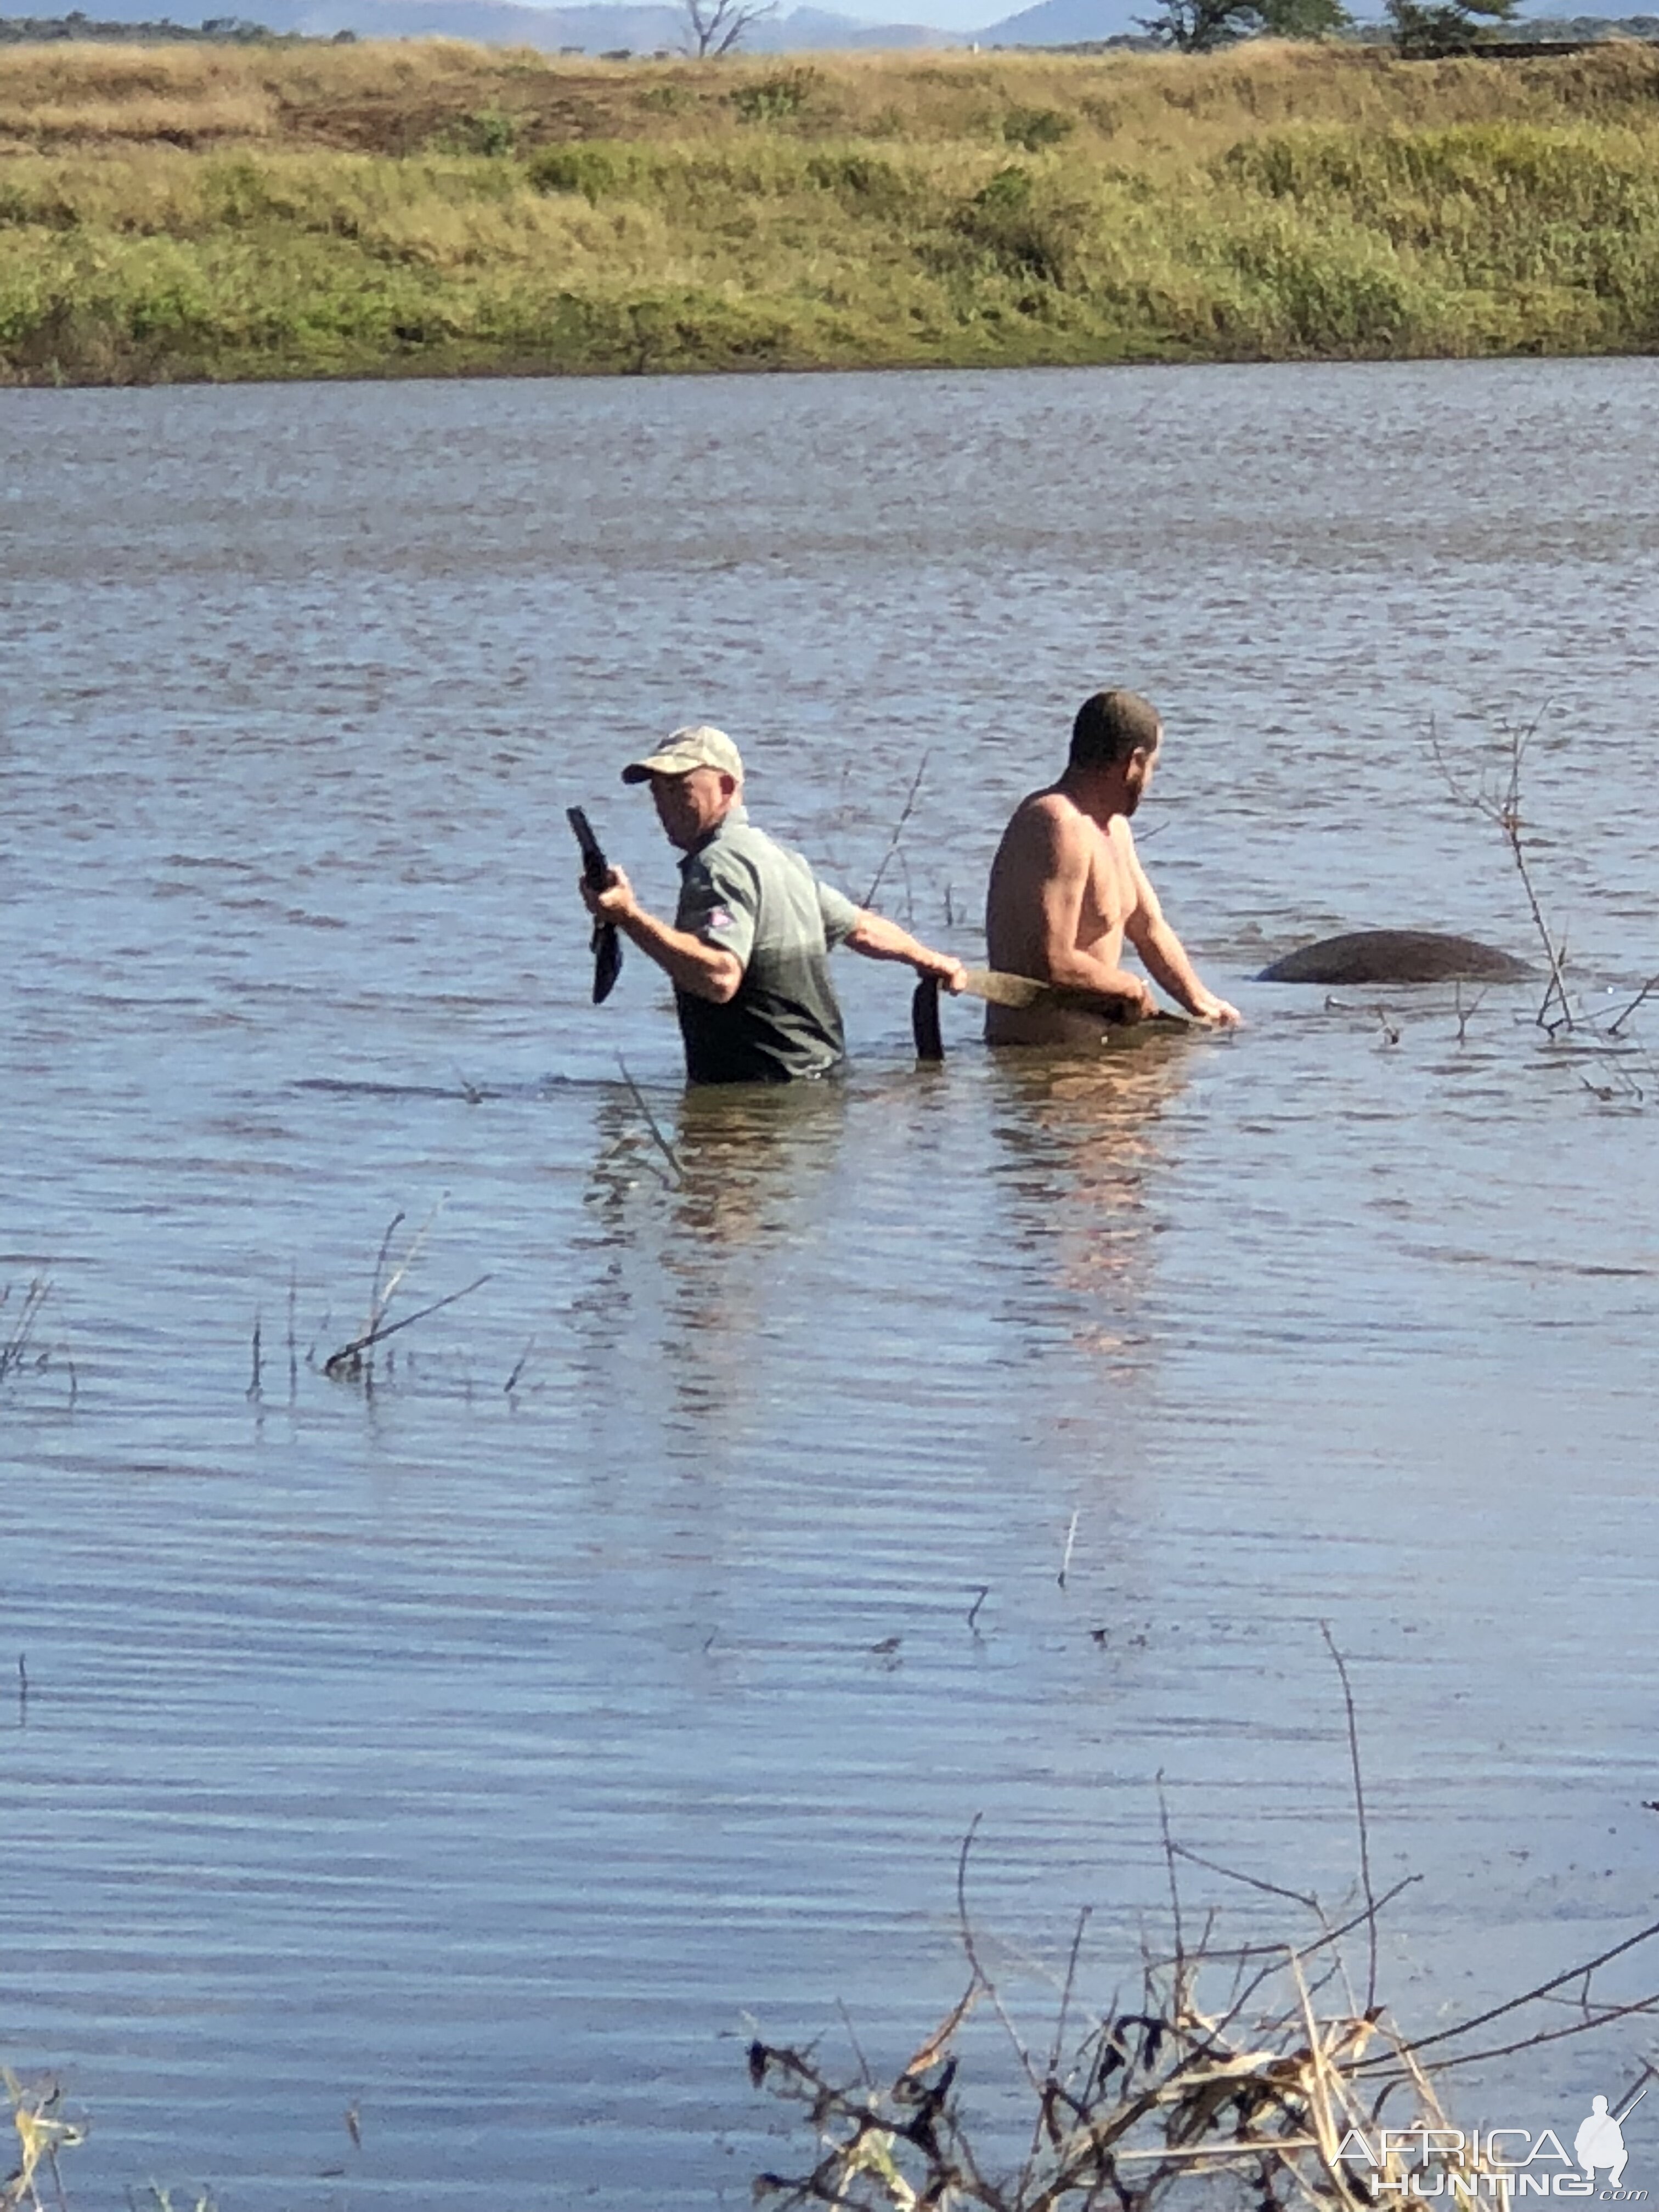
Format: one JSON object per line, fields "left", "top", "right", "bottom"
{"left": 682, "top": 0, "right": 777, "bottom": 55}
{"left": 1385, "top": 0, "right": 1516, "bottom": 53}
{"left": 1136, "top": 0, "right": 1346, "bottom": 47}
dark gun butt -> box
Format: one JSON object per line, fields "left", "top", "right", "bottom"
{"left": 566, "top": 806, "right": 624, "bottom": 1007}
{"left": 567, "top": 806, "right": 606, "bottom": 885}
{"left": 911, "top": 977, "right": 944, "bottom": 1063}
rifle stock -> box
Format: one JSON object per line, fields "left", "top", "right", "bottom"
{"left": 566, "top": 806, "right": 623, "bottom": 1007}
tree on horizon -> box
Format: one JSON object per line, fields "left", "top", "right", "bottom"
{"left": 1136, "top": 0, "right": 1348, "bottom": 50}
{"left": 1384, "top": 0, "right": 1517, "bottom": 54}
{"left": 681, "top": 0, "right": 778, "bottom": 55}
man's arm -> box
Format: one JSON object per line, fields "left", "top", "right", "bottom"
{"left": 581, "top": 867, "right": 744, "bottom": 1004}
{"left": 1024, "top": 805, "right": 1156, "bottom": 1015}
{"left": 1122, "top": 842, "right": 1242, "bottom": 1026}
{"left": 842, "top": 909, "right": 963, "bottom": 988}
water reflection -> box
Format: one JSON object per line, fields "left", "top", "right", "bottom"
{"left": 667, "top": 1084, "right": 851, "bottom": 1419}
{"left": 986, "top": 1033, "right": 1192, "bottom": 1370}
{"left": 670, "top": 1080, "right": 849, "bottom": 1251}
{"left": 577, "top": 1076, "right": 851, "bottom": 1437}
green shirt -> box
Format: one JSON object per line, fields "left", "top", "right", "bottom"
{"left": 673, "top": 806, "right": 861, "bottom": 1085}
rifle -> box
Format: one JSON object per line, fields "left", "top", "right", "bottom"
{"left": 566, "top": 805, "right": 623, "bottom": 1007}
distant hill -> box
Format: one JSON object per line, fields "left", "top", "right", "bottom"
{"left": 1, "top": 0, "right": 962, "bottom": 44}
{"left": 972, "top": 0, "right": 1659, "bottom": 35}
{"left": 1503, "top": 8, "right": 1659, "bottom": 27}
{"left": 8, "top": 0, "right": 1654, "bottom": 46}
{"left": 70, "top": 0, "right": 687, "bottom": 41}
{"left": 751, "top": 3, "right": 962, "bottom": 43}
{"left": 975, "top": 0, "right": 1141, "bottom": 37}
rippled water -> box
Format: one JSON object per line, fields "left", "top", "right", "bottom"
{"left": 3, "top": 360, "right": 1659, "bottom": 2209}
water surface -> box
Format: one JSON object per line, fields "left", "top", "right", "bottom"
{"left": 3, "top": 360, "right": 1658, "bottom": 2208}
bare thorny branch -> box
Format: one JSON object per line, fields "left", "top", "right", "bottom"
{"left": 1319, "top": 1621, "right": 1376, "bottom": 2016}
{"left": 322, "top": 1200, "right": 490, "bottom": 1381}
{"left": 864, "top": 752, "right": 933, "bottom": 913}
{"left": 750, "top": 1633, "right": 1659, "bottom": 2211}
{"left": 0, "top": 1278, "right": 51, "bottom": 1386}
{"left": 1609, "top": 974, "right": 1659, "bottom": 1039}
{"left": 0, "top": 1277, "right": 75, "bottom": 1404}
{"left": 1427, "top": 711, "right": 1576, "bottom": 1035}
{"left": 1429, "top": 713, "right": 1657, "bottom": 1098}
{"left": 617, "top": 1058, "right": 685, "bottom": 1188}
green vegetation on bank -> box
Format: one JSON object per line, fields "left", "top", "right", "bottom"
{"left": 2, "top": 38, "right": 1658, "bottom": 382}
{"left": 0, "top": 15, "right": 357, "bottom": 44}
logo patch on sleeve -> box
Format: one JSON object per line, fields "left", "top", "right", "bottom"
{"left": 704, "top": 906, "right": 736, "bottom": 932}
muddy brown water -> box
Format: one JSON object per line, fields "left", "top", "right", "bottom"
{"left": 3, "top": 361, "right": 1658, "bottom": 2209}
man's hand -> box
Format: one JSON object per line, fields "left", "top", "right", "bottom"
{"left": 580, "top": 865, "right": 638, "bottom": 926}
{"left": 915, "top": 949, "right": 966, "bottom": 994}
{"left": 1192, "top": 993, "right": 1243, "bottom": 1027}
{"left": 583, "top": 868, "right": 745, "bottom": 1002}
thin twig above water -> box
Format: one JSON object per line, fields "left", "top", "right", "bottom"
{"left": 321, "top": 1200, "right": 487, "bottom": 1383}
{"left": 618, "top": 1058, "right": 684, "bottom": 1188}
{"left": 323, "top": 1275, "right": 490, "bottom": 1380}
{"left": 1427, "top": 712, "right": 1573, "bottom": 1034}
{"left": 864, "top": 752, "right": 931, "bottom": 911}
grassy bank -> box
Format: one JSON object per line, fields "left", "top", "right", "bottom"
{"left": 2, "top": 37, "right": 1658, "bottom": 382}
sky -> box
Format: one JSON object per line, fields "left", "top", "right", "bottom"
{"left": 832, "top": 0, "right": 1026, "bottom": 22}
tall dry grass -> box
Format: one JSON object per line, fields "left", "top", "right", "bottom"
{"left": 7, "top": 37, "right": 1659, "bottom": 155}
{"left": 2, "top": 40, "right": 1658, "bottom": 381}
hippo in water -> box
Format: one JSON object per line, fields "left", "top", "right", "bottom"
{"left": 1258, "top": 929, "right": 1532, "bottom": 985}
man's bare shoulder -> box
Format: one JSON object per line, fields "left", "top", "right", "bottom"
{"left": 1001, "top": 787, "right": 1093, "bottom": 850}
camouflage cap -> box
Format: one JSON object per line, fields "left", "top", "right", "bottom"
{"left": 621, "top": 725, "right": 744, "bottom": 785}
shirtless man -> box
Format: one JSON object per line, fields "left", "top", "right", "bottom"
{"left": 984, "top": 689, "right": 1242, "bottom": 1046}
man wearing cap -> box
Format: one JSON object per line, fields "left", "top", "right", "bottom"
{"left": 580, "top": 725, "right": 963, "bottom": 1085}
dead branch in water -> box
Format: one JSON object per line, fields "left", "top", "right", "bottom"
{"left": 2, "top": 2068, "right": 84, "bottom": 2211}
{"left": 0, "top": 1277, "right": 75, "bottom": 1405}
{"left": 366, "top": 1200, "right": 445, "bottom": 1345}
{"left": 1608, "top": 973, "right": 1659, "bottom": 1040}
{"left": 1429, "top": 714, "right": 1659, "bottom": 1096}
{"left": 1427, "top": 713, "right": 1573, "bottom": 1035}
{"left": 1452, "top": 981, "right": 1486, "bottom": 1045}
{"left": 752, "top": 1876, "right": 1659, "bottom": 2212}
{"left": 323, "top": 1276, "right": 490, "bottom": 1380}
{"left": 750, "top": 1637, "right": 1659, "bottom": 2211}
{"left": 0, "top": 1278, "right": 50, "bottom": 1386}
{"left": 864, "top": 752, "right": 932, "bottom": 911}
{"left": 322, "top": 1203, "right": 489, "bottom": 1381}
{"left": 617, "top": 1058, "right": 684, "bottom": 1188}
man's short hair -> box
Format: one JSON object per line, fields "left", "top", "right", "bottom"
{"left": 1069, "top": 690, "right": 1161, "bottom": 771}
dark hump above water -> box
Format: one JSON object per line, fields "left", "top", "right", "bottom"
{"left": 1257, "top": 929, "right": 1533, "bottom": 985}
